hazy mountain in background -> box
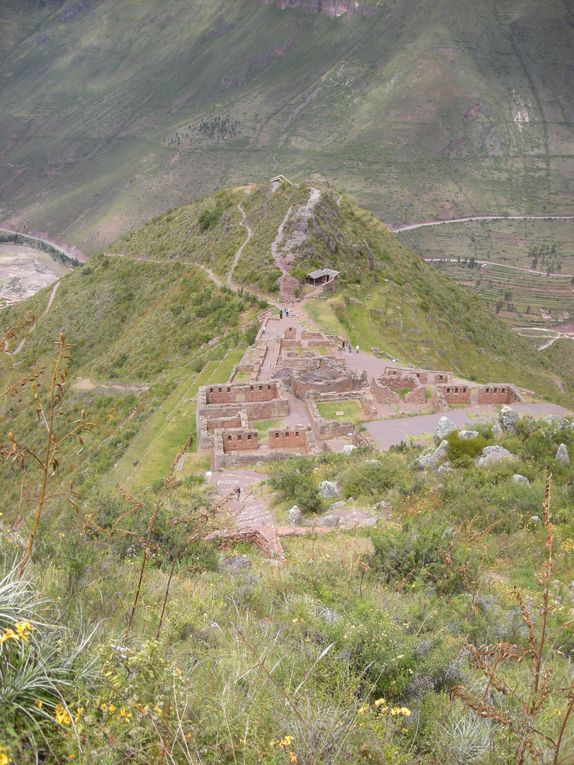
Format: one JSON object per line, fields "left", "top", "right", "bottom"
{"left": 1, "top": 0, "right": 573, "bottom": 250}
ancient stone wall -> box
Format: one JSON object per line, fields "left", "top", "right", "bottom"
{"left": 381, "top": 366, "right": 452, "bottom": 390}
{"left": 437, "top": 384, "right": 472, "bottom": 405}
{"left": 206, "top": 382, "right": 279, "bottom": 404}
{"left": 268, "top": 427, "right": 311, "bottom": 451}
{"left": 477, "top": 385, "right": 521, "bottom": 405}
{"left": 404, "top": 386, "right": 427, "bottom": 404}
{"left": 371, "top": 378, "right": 400, "bottom": 404}
{"left": 292, "top": 359, "right": 366, "bottom": 399}
{"left": 221, "top": 429, "right": 259, "bottom": 453}
{"left": 284, "top": 327, "right": 297, "bottom": 340}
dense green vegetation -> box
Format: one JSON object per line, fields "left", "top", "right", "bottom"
{"left": 1, "top": 0, "right": 572, "bottom": 251}
{"left": 2, "top": 389, "right": 574, "bottom": 762}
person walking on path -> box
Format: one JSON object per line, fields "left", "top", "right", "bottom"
{"left": 356, "top": 345, "right": 359, "bottom": 354}
{"left": 279, "top": 309, "right": 283, "bottom": 319}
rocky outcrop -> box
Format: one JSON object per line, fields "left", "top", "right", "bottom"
{"left": 512, "top": 474, "right": 530, "bottom": 486}
{"left": 434, "top": 417, "right": 457, "bottom": 445}
{"left": 499, "top": 406, "right": 519, "bottom": 434}
{"left": 319, "top": 480, "right": 341, "bottom": 498}
{"left": 417, "top": 440, "right": 449, "bottom": 470}
{"left": 556, "top": 443, "right": 570, "bottom": 467}
{"left": 476, "top": 445, "right": 516, "bottom": 468}
{"left": 458, "top": 430, "right": 479, "bottom": 440}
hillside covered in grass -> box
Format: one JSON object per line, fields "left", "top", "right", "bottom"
{"left": 1, "top": 0, "right": 572, "bottom": 250}
{"left": 112, "top": 180, "right": 574, "bottom": 403}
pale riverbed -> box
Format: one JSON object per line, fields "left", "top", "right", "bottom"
{"left": 0, "top": 244, "right": 70, "bottom": 304}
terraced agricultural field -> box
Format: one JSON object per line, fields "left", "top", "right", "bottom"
{"left": 400, "top": 219, "right": 574, "bottom": 327}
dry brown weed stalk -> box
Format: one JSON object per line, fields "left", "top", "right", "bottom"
{"left": 1, "top": 333, "right": 92, "bottom": 576}
{"left": 452, "top": 475, "right": 574, "bottom": 764}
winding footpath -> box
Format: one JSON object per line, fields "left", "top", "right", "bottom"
{"left": 226, "top": 204, "right": 252, "bottom": 288}
{"left": 10, "top": 280, "right": 61, "bottom": 355}
{"left": 392, "top": 214, "right": 574, "bottom": 234}
{"left": 424, "top": 257, "right": 574, "bottom": 279}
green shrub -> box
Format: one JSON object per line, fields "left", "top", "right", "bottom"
{"left": 445, "top": 432, "right": 488, "bottom": 463}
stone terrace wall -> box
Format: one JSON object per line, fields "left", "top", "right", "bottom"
{"left": 268, "top": 427, "right": 312, "bottom": 451}
{"left": 292, "top": 360, "right": 367, "bottom": 399}
{"left": 371, "top": 378, "right": 400, "bottom": 404}
{"left": 437, "top": 383, "right": 472, "bottom": 405}
{"left": 222, "top": 429, "right": 259, "bottom": 453}
{"left": 477, "top": 384, "right": 522, "bottom": 405}
{"left": 304, "top": 390, "right": 375, "bottom": 441}
{"left": 206, "top": 382, "right": 279, "bottom": 404}
{"left": 404, "top": 386, "right": 426, "bottom": 404}
{"left": 381, "top": 366, "right": 452, "bottom": 389}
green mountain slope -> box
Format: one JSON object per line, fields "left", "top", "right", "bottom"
{"left": 1, "top": 0, "right": 572, "bottom": 251}
{"left": 112, "top": 180, "right": 574, "bottom": 402}
{"left": 1, "top": 179, "right": 571, "bottom": 513}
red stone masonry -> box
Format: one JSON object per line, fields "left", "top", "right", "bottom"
{"left": 207, "top": 382, "right": 279, "bottom": 404}
{"left": 222, "top": 429, "right": 260, "bottom": 453}
{"left": 268, "top": 427, "right": 310, "bottom": 450}
{"left": 438, "top": 384, "right": 472, "bottom": 405}
{"left": 477, "top": 384, "right": 521, "bottom": 405}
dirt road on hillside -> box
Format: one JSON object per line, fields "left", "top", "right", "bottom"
{"left": 392, "top": 215, "right": 574, "bottom": 234}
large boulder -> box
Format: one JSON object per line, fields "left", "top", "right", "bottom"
{"left": 319, "top": 480, "right": 340, "bottom": 499}
{"left": 342, "top": 444, "right": 357, "bottom": 455}
{"left": 287, "top": 505, "right": 303, "bottom": 525}
{"left": 434, "top": 417, "right": 457, "bottom": 445}
{"left": 321, "top": 515, "right": 341, "bottom": 528}
{"left": 556, "top": 443, "right": 571, "bottom": 467}
{"left": 512, "top": 474, "right": 530, "bottom": 487}
{"left": 417, "top": 440, "right": 449, "bottom": 470}
{"left": 476, "top": 445, "right": 516, "bottom": 468}
{"left": 499, "top": 406, "right": 519, "bottom": 434}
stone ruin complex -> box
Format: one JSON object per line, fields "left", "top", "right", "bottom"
{"left": 197, "top": 318, "right": 525, "bottom": 469}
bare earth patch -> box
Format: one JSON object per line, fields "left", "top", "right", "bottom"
{"left": 0, "top": 244, "right": 70, "bottom": 304}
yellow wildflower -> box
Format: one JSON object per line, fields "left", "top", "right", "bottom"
{"left": 118, "top": 707, "right": 131, "bottom": 720}
{"left": 390, "top": 706, "right": 411, "bottom": 717}
{"left": 289, "top": 753, "right": 298, "bottom": 764}
{"left": 357, "top": 705, "right": 370, "bottom": 715}
{"left": 0, "top": 628, "right": 17, "bottom": 645}
{"left": 15, "top": 622, "right": 34, "bottom": 641}
{"left": 108, "top": 704, "right": 117, "bottom": 714}
{"left": 55, "top": 704, "right": 73, "bottom": 726}
{"left": 374, "top": 698, "right": 387, "bottom": 707}
{"left": 0, "top": 746, "right": 11, "bottom": 765}
{"left": 74, "top": 707, "right": 83, "bottom": 723}
{"left": 34, "top": 699, "right": 43, "bottom": 709}
{"left": 153, "top": 705, "right": 162, "bottom": 715}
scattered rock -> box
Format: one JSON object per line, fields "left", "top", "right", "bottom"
{"left": 499, "top": 406, "right": 519, "bottom": 434}
{"left": 556, "top": 443, "right": 570, "bottom": 466}
{"left": 342, "top": 444, "right": 357, "bottom": 455}
{"left": 321, "top": 515, "right": 341, "bottom": 528}
{"left": 476, "top": 445, "right": 516, "bottom": 468}
{"left": 318, "top": 607, "right": 339, "bottom": 625}
{"left": 437, "top": 461, "right": 453, "bottom": 475}
{"left": 328, "top": 499, "right": 347, "bottom": 511}
{"left": 458, "top": 430, "right": 479, "bottom": 440}
{"left": 374, "top": 500, "right": 390, "bottom": 512}
{"left": 512, "top": 474, "right": 530, "bottom": 486}
{"left": 287, "top": 505, "right": 303, "bottom": 525}
{"left": 220, "top": 555, "right": 252, "bottom": 574}
{"left": 544, "top": 415, "right": 562, "bottom": 427}
{"left": 417, "top": 440, "right": 449, "bottom": 470}
{"left": 365, "top": 459, "right": 380, "bottom": 465}
{"left": 530, "top": 515, "right": 541, "bottom": 523}
{"left": 319, "top": 480, "right": 340, "bottom": 498}
{"left": 434, "top": 417, "right": 457, "bottom": 445}
{"left": 492, "top": 423, "right": 503, "bottom": 439}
